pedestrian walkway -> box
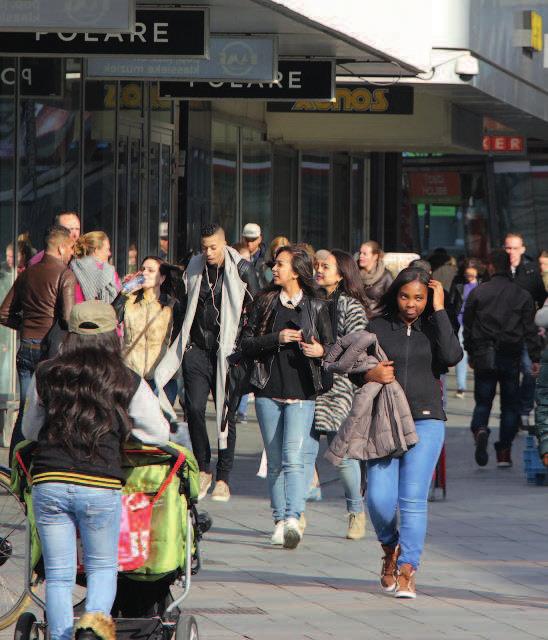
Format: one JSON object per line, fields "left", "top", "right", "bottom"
{"left": 1, "top": 376, "right": 546, "bottom": 639}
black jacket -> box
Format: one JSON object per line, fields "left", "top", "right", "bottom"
{"left": 512, "top": 259, "right": 546, "bottom": 308}
{"left": 251, "top": 244, "right": 269, "bottom": 289}
{"left": 463, "top": 273, "right": 541, "bottom": 362}
{"left": 241, "top": 293, "right": 334, "bottom": 396}
{"left": 189, "top": 258, "right": 260, "bottom": 350}
{"left": 360, "top": 311, "right": 462, "bottom": 422}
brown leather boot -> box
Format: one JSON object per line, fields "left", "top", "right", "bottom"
{"left": 380, "top": 544, "right": 400, "bottom": 593}
{"left": 395, "top": 563, "right": 417, "bottom": 599}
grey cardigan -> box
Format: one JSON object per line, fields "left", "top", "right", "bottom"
{"left": 323, "top": 331, "right": 418, "bottom": 465}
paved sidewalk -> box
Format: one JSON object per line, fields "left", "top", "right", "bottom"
{"left": 1, "top": 375, "right": 547, "bottom": 639}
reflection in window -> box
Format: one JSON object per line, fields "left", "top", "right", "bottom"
{"left": 273, "top": 150, "right": 298, "bottom": 241}
{"left": 332, "top": 156, "right": 350, "bottom": 251}
{"left": 301, "top": 154, "right": 330, "bottom": 251}
{"left": 18, "top": 58, "right": 81, "bottom": 252}
{"left": 0, "top": 57, "right": 16, "bottom": 396}
{"left": 351, "top": 158, "right": 365, "bottom": 251}
{"left": 83, "top": 81, "right": 115, "bottom": 238}
{"left": 242, "top": 128, "right": 271, "bottom": 241}
{"left": 212, "top": 120, "right": 238, "bottom": 242}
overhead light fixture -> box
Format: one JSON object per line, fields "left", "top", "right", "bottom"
{"left": 65, "top": 72, "right": 81, "bottom": 79}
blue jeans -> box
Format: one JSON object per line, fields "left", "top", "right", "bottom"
{"left": 520, "top": 345, "right": 536, "bottom": 416}
{"left": 303, "top": 430, "right": 363, "bottom": 513}
{"left": 366, "top": 419, "right": 445, "bottom": 570}
{"left": 32, "top": 483, "right": 122, "bottom": 640}
{"left": 455, "top": 326, "right": 468, "bottom": 391}
{"left": 10, "top": 339, "right": 45, "bottom": 464}
{"left": 470, "top": 352, "right": 520, "bottom": 448}
{"left": 238, "top": 394, "right": 249, "bottom": 417}
{"left": 255, "top": 397, "right": 315, "bottom": 522}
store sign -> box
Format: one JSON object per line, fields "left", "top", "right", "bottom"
{"left": 159, "top": 60, "right": 334, "bottom": 101}
{"left": 523, "top": 10, "right": 543, "bottom": 53}
{"left": 267, "top": 84, "right": 413, "bottom": 114}
{"left": 408, "top": 172, "right": 461, "bottom": 205}
{"left": 483, "top": 134, "right": 526, "bottom": 154}
{"left": 0, "top": 8, "right": 208, "bottom": 58}
{"left": 87, "top": 36, "right": 277, "bottom": 82}
{"left": 0, "top": 59, "right": 63, "bottom": 97}
{"left": 0, "top": 0, "right": 135, "bottom": 33}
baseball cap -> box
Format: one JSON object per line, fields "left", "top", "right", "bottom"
{"left": 69, "top": 301, "right": 118, "bottom": 335}
{"left": 242, "top": 223, "right": 261, "bottom": 240}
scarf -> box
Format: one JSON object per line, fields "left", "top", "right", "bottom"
{"left": 360, "top": 258, "right": 386, "bottom": 287}
{"left": 71, "top": 256, "right": 119, "bottom": 303}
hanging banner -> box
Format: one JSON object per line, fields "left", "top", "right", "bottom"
{"left": 87, "top": 36, "right": 277, "bottom": 82}
{"left": 160, "top": 60, "right": 334, "bottom": 101}
{"left": 267, "top": 84, "right": 413, "bottom": 114}
{"left": 0, "top": 59, "right": 63, "bottom": 97}
{"left": 0, "top": 8, "right": 208, "bottom": 58}
{"left": 0, "top": 0, "right": 135, "bottom": 33}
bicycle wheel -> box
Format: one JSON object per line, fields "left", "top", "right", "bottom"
{"left": 0, "top": 471, "right": 32, "bottom": 630}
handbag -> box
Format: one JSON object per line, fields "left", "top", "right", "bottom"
{"left": 76, "top": 452, "right": 186, "bottom": 573}
{"left": 473, "top": 342, "right": 497, "bottom": 372}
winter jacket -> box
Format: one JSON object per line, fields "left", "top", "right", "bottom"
{"left": 324, "top": 331, "right": 418, "bottom": 464}
{"left": 512, "top": 258, "right": 546, "bottom": 308}
{"left": 114, "top": 289, "right": 183, "bottom": 381}
{"left": 534, "top": 306, "right": 548, "bottom": 458}
{"left": 363, "top": 311, "right": 463, "bottom": 422}
{"left": 314, "top": 291, "right": 368, "bottom": 433}
{"left": 241, "top": 293, "right": 334, "bottom": 396}
{"left": 363, "top": 269, "right": 393, "bottom": 318}
{"left": 463, "top": 273, "right": 541, "bottom": 362}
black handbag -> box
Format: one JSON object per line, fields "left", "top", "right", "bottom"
{"left": 473, "top": 342, "right": 497, "bottom": 372}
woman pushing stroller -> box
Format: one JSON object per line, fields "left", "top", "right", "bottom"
{"left": 21, "top": 301, "right": 170, "bottom": 640}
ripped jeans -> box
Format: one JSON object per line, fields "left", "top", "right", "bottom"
{"left": 255, "top": 397, "right": 315, "bottom": 522}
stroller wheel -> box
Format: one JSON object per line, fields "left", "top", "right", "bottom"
{"left": 14, "top": 612, "right": 37, "bottom": 640}
{"left": 175, "top": 615, "right": 199, "bottom": 640}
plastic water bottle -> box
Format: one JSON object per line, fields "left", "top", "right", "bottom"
{"left": 122, "top": 274, "right": 145, "bottom": 294}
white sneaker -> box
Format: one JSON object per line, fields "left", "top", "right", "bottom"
{"left": 271, "top": 520, "right": 285, "bottom": 545}
{"left": 283, "top": 517, "right": 302, "bottom": 549}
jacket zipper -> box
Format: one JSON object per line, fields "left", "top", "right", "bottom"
{"left": 402, "top": 324, "right": 411, "bottom": 392}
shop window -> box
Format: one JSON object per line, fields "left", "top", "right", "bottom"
{"left": 332, "top": 156, "right": 350, "bottom": 251}
{"left": 300, "top": 154, "right": 330, "bottom": 251}
{"left": 351, "top": 158, "right": 366, "bottom": 251}
{"left": 273, "top": 149, "right": 298, "bottom": 241}
{"left": 0, "top": 57, "right": 16, "bottom": 397}
{"left": 212, "top": 120, "right": 238, "bottom": 243}
{"left": 83, "top": 81, "right": 115, "bottom": 240}
{"left": 17, "top": 58, "right": 82, "bottom": 252}
{"left": 242, "top": 128, "right": 272, "bottom": 242}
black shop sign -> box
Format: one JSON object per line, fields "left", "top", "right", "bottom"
{"left": 0, "top": 8, "right": 208, "bottom": 58}
{"left": 267, "top": 84, "right": 414, "bottom": 114}
{"left": 159, "top": 60, "right": 335, "bottom": 101}
{"left": 0, "top": 59, "right": 63, "bottom": 97}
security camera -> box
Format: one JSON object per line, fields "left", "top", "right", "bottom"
{"left": 455, "top": 54, "right": 479, "bottom": 81}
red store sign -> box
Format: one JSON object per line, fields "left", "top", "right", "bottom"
{"left": 483, "top": 135, "right": 525, "bottom": 153}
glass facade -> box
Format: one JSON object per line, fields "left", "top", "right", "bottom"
{"left": 0, "top": 59, "right": 176, "bottom": 398}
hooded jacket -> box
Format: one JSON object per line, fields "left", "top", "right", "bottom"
{"left": 324, "top": 331, "right": 418, "bottom": 465}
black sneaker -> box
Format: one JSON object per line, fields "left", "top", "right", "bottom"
{"left": 474, "top": 429, "right": 489, "bottom": 467}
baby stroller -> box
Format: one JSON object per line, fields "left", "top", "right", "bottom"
{"left": 4, "top": 438, "right": 205, "bottom": 640}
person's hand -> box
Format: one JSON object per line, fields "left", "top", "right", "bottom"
{"left": 279, "top": 329, "right": 303, "bottom": 344}
{"left": 543, "top": 453, "right": 548, "bottom": 468}
{"left": 301, "top": 336, "right": 324, "bottom": 358}
{"left": 429, "top": 279, "right": 445, "bottom": 311}
{"left": 532, "top": 362, "right": 541, "bottom": 377}
{"left": 365, "top": 361, "right": 395, "bottom": 384}
{"left": 468, "top": 357, "right": 475, "bottom": 370}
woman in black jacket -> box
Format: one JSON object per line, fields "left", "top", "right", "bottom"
{"left": 363, "top": 268, "right": 462, "bottom": 599}
{"left": 241, "top": 245, "right": 333, "bottom": 550}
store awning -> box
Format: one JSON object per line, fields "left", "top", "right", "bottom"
{"left": 143, "top": 0, "right": 425, "bottom": 73}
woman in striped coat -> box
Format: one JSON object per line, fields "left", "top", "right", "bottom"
{"left": 303, "top": 250, "right": 369, "bottom": 539}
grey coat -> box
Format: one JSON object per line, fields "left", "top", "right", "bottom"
{"left": 323, "top": 331, "right": 418, "bottom": 465}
